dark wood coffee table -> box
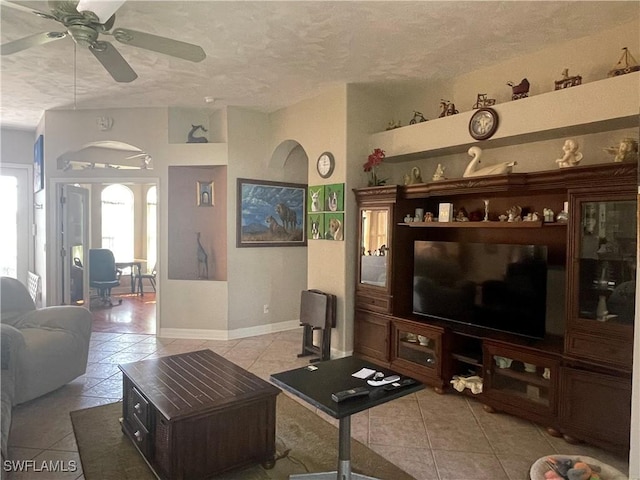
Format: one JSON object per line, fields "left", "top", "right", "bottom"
{"left": 119, "top": 349, "right": 280, "bottom": 480}
{"left": 271, "top": 356, "right": 423, "bottom": 480}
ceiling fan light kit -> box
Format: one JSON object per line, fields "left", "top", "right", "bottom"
{"left": 0, "top": 0, "right": 206, "bottom": 82}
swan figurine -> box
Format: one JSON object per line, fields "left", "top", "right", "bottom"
{"left": 463, "top": 146, "right": 516, "bottom": 178}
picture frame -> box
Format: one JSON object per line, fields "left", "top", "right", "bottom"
{"left": 237, "top": 178, "right": 307, "bottom": 247}
{"left": 323, "top": 183, "right": 345, "bottom": 212}
{"left": 197, "top": 180, "right": 214, "bottom": 206}
{"left": 307, "top": 213, "right": 325, "bottom": 240}
{"left": 308, "top": 185, "right": 324, "bottom": 213}
{"left": 324, "top": 212, "right": 344, "bottom": 241}
{"left": 34, "top": 135, "right": 44, "bottom": 193}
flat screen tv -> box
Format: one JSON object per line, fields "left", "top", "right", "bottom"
{"left": 413, "top": 241, "right": 548, "bottom": 339}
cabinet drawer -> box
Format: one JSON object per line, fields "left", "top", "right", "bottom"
{"left": 565, "top": 331, "right": 632, "bottom": 369}
{"left": 129, "top": 386, "right": 150, "bottom": 429}
{"left": 130, "top": 413, "right": 152, "bottom": 458}
{"left": 355, "top": 292, "right": 390, "bottom": 313}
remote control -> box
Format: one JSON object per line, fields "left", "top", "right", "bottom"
{"left": 331, "top": 387, "right": 370, "bottom": 402}
{"left": 367, "top": 375, "right": 400, "bottom": 387}
{"left": 383, "top": 378, "right": 418, "bottom": 391}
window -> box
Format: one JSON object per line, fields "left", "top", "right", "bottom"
{"left": 146, "top": 186, "right": 157, "bottom": 272}
{"left": 101, "top": 184, "right": 134, "bottom": 262}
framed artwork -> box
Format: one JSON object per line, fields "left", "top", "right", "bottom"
{"left": 324, "top": 183, "right": 345, "bottom": 212}
{"left": 324, "top": 212, "right": 344, "bottom": 241}
{"left": 197, "top": 180, "right": 214, "bottom": 206}
{"left": 307, "top": 213, "right": 325, "bottom": 240}
{"left": 237, "top": 178, "right": 307, "bottom": 247}
{"left": 33, "top": 135, "right": 44, "bottom": 193}
{"left": 308, "top": 185, "right": 324, "bottom": 213}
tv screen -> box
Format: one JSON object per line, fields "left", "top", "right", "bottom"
{"left": 413, "top": 241, "right": 548, "bottom": 339}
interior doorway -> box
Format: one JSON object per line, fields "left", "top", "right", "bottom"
{"left": 55, "top": 179, "right": 159, "bottom": 335}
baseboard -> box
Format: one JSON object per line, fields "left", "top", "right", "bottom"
{"left": 159, "top": 319, "right": 302, "bottom": 341}
{"left": 158, "top": 322, "right": 350, "bottom": 358}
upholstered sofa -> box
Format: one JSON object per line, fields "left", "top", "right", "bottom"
{"left": 0, "top": 276, "right": 93, "bottom": 459}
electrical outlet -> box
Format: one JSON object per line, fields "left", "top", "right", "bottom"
{"left": 263, "top": 304, "right": 269, "bottom": 314}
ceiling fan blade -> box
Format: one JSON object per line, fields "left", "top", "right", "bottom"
{"left": 1, "top": 31, "right": 66, "bottom": 55}
{"left": 0, "top": 0, "right": 55, "bottom": 19}
{"left": 75, "top": 0, "right": 124, "bottom": 24}
{"left": 112, "top": 28, "right": 206, "bottom": 62}
{"left": 89, "top": 41, "right": 137, "bottom": 82}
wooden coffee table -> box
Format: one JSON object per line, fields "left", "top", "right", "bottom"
{"left": 119, "top": 349, "right": 280, "bottom": 480}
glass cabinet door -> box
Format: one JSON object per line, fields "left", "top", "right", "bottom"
{"left": 396, "top": 328, "right": 438, "bottom": 369}
{"left": 576, "top": 199, "right": 636, "bottom": 325}
{"left": 360, "top": 208, "right": 389, "bottom": 287}
{"left": 483, "top": 342, "right": 559, "bottom": 417}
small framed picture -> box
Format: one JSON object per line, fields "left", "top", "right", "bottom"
{"left": 34, "top": 135, "right": 44, "bottom": 193}
{"left": 438, "top": 203, "right": 454, "bottom": 222}
{"left": 324, "top": 183, "right": 345, "bottom": 212}
{"left": 197, "top": 181, "right": 214, "bottom": 206}
{"left": 307, "top": 213, "right": 325, "bottom": 240}
{"left": 324, "top": 212, "right": 344, "bottom": 241}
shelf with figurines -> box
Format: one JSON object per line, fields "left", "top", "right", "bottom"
{"left": 370, "top": 69, "right": 638, "bottom": 162}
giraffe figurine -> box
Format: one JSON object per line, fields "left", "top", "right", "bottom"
{"left": 196, "top": 232, "right": 208, "bottom": 279}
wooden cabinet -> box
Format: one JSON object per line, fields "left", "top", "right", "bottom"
{"left": 354, "top": 186, "right": 398, "bottom": 314}
{"left": 354, "top": 310, "right": 390, "bottom": 364}
{"left": 564, "top": 190, "right": 637, "bottom": 370}
{"left": 353, "top": 162, "right": 637, "bottom": 453}
{"left": 559, "top": 183, "right": 636, "bottom": 450}
{"left": 559, "top": 366, "right": 631, "bottom": 453}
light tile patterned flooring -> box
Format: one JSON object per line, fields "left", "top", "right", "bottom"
{"left": 5, "top": 330, "right": 630, "bottom": 479}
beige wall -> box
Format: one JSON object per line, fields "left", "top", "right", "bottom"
{"left": 269, "top": 86, "right": 351, "bottom": 351}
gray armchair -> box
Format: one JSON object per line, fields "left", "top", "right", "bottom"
{"left": 0, "top": 277, "right": 92, "bottom": 405}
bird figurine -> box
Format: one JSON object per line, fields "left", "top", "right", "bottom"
{"left": 463, "top": 146, "right": 517, "bottom": 178}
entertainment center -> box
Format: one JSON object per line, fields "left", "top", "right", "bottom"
{"left": 353, "top": 162, "right": 637, "bottom": 453}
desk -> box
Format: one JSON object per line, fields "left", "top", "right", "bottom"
{"left": 115, "top": 259, "right": 145, "bottom": 294}
{"left": 270, "top": 356, "right": 423, "bottom": 480}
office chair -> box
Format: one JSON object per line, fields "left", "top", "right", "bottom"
{"left": 89, "top": 249, "right": 122, "bottom": 307}
{"left": 135, "top": 263, "right": 157, "bottom": 296}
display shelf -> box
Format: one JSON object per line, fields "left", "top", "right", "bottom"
{"left": 493, "top": 367, "right": 550, "bottom": 388}
{"left": 451, "top": 353, "right": 482, "bottom": 367}
{"left": 368, "top": 72, "right": 639, "bottom": 162}
{"left": 399, "top": 339, "right": 436, "bottom": 355}
{"left": 493, "top": 383, "right": 550, "bottom": 406}
{"left": 399, "top": 220, "right": 550, "bottom": 228}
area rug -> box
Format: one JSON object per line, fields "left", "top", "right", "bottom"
{"left": 71, "top": 394, "right": 414, "bottom": 480}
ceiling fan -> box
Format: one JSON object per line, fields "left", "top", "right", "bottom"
{"left": 0, "top": 0, "right": 206, "bottom": 82}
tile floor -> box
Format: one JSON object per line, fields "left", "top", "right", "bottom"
{"left": 5, "top": 329, "right": 630, "bottom": 480}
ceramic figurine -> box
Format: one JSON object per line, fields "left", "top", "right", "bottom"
{"left": 555, "top": 139, "right": 583, "bottom": 168}
{"left": 604, "top": 138, "right": 638, "bottom": 163}
{"left": 507, "top": 78, "right": 530, "bottom": 100}
{"left": 464, "top": 147, "right": 516, "bottom": 178}
{"left": 432, "top": 163, "right": 446, "bottom": 181}
{"left": 438, "top": 99, "right": 458, "bottom": 117}
{"left": 507, "top": 205, "right": 522, "bottom": 222}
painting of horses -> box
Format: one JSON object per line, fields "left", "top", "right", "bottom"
{"left": 237, "top": 178, "right": 307, "bottom": 247}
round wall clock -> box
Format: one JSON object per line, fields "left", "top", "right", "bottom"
{"left": 316, "top": 152, "right": 335, "bottom": 178}
{"left": 468, "top": 107, "right": 499, "bottom": 140}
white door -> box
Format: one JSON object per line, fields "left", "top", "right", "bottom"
{"left": 59, "top": 184, "right": 89, "bottom": 305}
{"left": 0, "top": 165, "right": 31, "bottom": 283}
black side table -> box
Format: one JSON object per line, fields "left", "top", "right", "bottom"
{"left": 271, "top": 356, "right": 423, "bottom": 480}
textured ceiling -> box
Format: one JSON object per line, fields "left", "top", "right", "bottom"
{"left": 0, "top": 1, "right": 637, "bottom": 130}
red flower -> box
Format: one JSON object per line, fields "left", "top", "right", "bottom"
{"left": 363, "top": 148, "right": 385, "bottom": 172}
